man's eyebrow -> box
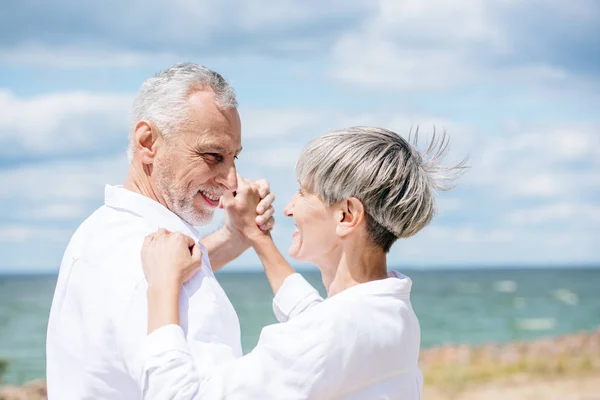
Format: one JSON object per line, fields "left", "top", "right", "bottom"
{"left": 194, "top": 143, "right": 243, "bottom": 155}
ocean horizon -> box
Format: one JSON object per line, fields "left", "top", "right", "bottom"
{"left": 2, "top": 263, "right": 599, "bottom": 276}
{"left": 1, "top": 266, "right": 599, "bottom": 385}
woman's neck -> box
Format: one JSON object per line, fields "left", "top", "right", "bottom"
{"left": 323, "top": 243, "right": 388, "bottom": 297}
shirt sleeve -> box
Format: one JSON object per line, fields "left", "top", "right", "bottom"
{"left": 141, "top": 318, "right": 341, "bottom": 399}
{"left": 272, "top": 273, "right": 324, "bottom": 322}
{"left": 113, "top": 266, "right": 237, "bottom": 388}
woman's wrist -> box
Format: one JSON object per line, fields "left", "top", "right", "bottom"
{"left": 147, "top": 276, "right": 182, "bottom": 298}
{"left": 248, "top": 231, "right": 273, "bottom": 248}
{"left": 146, "top": 277, "right": 182, "bottom": 334}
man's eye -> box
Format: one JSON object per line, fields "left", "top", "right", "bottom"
{"left": 204, "top": 153, "right": 223, "bottom": 162}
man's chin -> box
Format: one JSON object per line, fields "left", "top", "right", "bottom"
{"left": 176, "top": 208, "right": 215, "bottom": 227}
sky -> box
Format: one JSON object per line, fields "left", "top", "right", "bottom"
{"left": 0, "top": 0, "right": 599, "bottom": 273}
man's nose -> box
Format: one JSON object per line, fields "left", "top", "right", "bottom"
{"left": 218, "top": 162, "right": 238, "bottom": 191}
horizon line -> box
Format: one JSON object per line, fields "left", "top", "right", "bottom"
{"left": 1, "top": 263, "right": 599, "bottom": 276}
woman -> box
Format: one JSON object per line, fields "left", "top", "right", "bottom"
{"left": 141, "top": 126, "right": 465, "bottom": 399}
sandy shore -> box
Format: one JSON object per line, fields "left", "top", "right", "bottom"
{"left": 419, "top": 327, "right": 600, "bottom": 400}
{"left": 425, "top": 374, "right": 600, "bottom": 400}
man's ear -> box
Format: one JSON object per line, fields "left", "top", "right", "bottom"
{"left": 133, "top": 121, "right": 161, "bottom": 164}
{"left": 335, "top": 197, "right": 365, "bottom": 237}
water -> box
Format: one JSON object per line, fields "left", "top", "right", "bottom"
{"left": 1, "top": 268, "right": 599, "bottom": 385}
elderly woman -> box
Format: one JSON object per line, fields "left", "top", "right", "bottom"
{"left": 140, "top": 127, "right": 464, "bottom": 399}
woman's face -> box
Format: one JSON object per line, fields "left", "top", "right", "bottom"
{"left": 283, "top": 186, "right": 339, "bottom": 263}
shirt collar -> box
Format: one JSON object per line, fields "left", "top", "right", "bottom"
{"left": 337, "top": 270, "right": 413, "bottom": 299}
{"left": 104, "top": 185, "right": 201, "bottom": 240}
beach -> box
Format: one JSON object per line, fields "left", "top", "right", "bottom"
{"left": 421, "top": 327, "right": 600, "bottom": 400}
{"left": 426, "top": 374, "right": 600, "bottom": 400}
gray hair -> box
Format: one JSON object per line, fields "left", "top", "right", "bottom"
{"left": 127, "top": 62, "right": 237, "bottom": 161}
{"left": 296, "top": 126, "right": 467, "bottom": 252}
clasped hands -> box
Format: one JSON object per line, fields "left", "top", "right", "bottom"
{"left": 142, "top": 174, "right": 274, "bottom": 287}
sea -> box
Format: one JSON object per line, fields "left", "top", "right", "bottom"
{"left": 1, "top": 267, "right": 599, "bottom": 385}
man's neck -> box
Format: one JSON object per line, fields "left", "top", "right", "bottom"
{"left": 123, "top": 163, "right": 168, "bottom": 209}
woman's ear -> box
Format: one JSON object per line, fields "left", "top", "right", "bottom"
{"left": 335, "top": 197, "right": 365, "bottom": 237}
{"left": 133, "top": 121, "right": 161, "bottom": 164}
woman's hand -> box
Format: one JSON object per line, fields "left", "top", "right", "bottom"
{"left": 221, "top": 175, "right": 271, "bottom": 244}
{"left": 141, "top": 228, "right": 203, "bottom": 333}
{"left": 142, "top": 228, "right": 203, "bottom": 290}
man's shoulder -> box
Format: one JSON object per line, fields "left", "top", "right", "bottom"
{"left": 64, "top": 205, "right": 155, "bottom": 277}
{"left": 70, "top": 205, "right": 153, "bottom": 247}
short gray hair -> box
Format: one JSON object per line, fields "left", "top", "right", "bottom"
{"left": 296, "top": 126, "right": 467, "bottom": 252}
{"left": 127, "top": 62, "right": 237, "bottom": 161}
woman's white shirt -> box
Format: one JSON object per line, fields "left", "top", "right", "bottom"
{"left": 142, "top": 271, "right": 423, "bottom": 400}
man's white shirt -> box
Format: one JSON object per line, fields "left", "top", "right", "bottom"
{"left": 46, "top": 185, "right": 244, "bottom": 399}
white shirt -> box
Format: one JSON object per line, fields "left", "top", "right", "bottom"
{"left": 47, "top": 185, "right": 248, "bottom": 399}
{"left": 142, "top": 271, "right": 423, "bottom": 400}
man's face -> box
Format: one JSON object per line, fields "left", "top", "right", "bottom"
{"left": 153, "top": 91, "right": 242, "bottom": 226}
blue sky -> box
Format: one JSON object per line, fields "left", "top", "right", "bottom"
{"left": 0, "top": 0, "right": 599, "bottom": 273}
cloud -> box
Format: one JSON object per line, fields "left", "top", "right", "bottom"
{"left": 0, "top": 89, "right": 132, "bottom": 162}
{"left": 390, "top": 223, "right": 600, "bottom": 266}
{"left": 0, "top": 224, "right": 74, "bottom": 243}
{"left": 507, "top": 203, "right": 600, "bottom": 225}
{"left": 465, "top": 123, "right": 600, "bottom": 200}
{"left": 0, "top": 0, "right": 372, "bottom": 67}
{"left": 0, "top": 154, "right": 127, "bottom": 270}
{"left": 0, "top": 154, "right": 127, "bottom": 202}
{"left": 0, "top": 44, "right": 172, "bottom": 69}
{"left": 330, "top": 0, "right": 600, "bottom": 91}
{"left": 1, "top": 0, "right": 596, "bottom": 97}
{"left": 15, "top": 201, "right": 92, "bottom": 222}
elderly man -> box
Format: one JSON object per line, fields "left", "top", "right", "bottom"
{"left": 46, "top": 63, "right": 281, "bottom": 399}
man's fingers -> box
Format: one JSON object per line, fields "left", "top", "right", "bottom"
{"left": 220, "top": 190, "right": 235, "bottom": 208}
{"left": 236, "top": 173, "right": 249, "bottom": 191}
{"left": 255, "top": 179, "right": 270, "bottom": 198}
{"left": 245, "top": 178, "right": 258, "bottom": 192}
{"left": 256, "top": 193, "right": 275, "bottom": 214}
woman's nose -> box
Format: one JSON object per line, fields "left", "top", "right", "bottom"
{"left": 283, "top": 195, "right": 296, "bottom": 217}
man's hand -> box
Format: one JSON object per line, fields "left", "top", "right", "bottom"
{"left": 220, "top": 175, "right": 275, "bottom": 245}
{"left": 202, "top": 175, "right": 276, "bottom": 272}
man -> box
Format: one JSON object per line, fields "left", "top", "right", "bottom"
{"left": 46, "top": 63, "right": 281, "bottom": 399}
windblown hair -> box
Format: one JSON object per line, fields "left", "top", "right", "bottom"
{"left": 296, "top": 126, "right": 468, "bottom": 252}
{"left": 127, "top": 62, "right": 237, "bottom": 161}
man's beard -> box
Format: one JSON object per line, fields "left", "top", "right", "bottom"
{"left": 155, "top": 164, "right": 218, "bottom": 226}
